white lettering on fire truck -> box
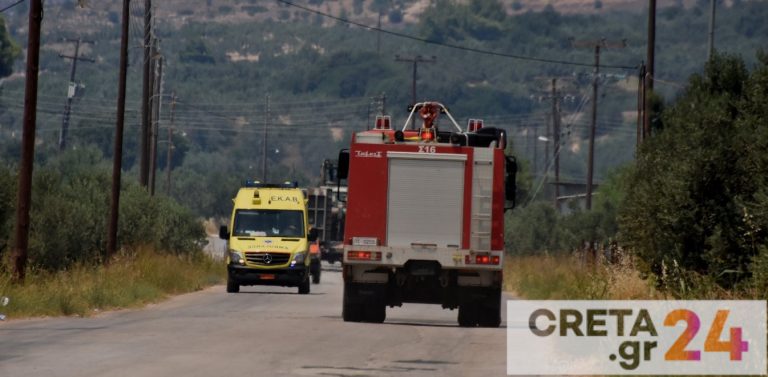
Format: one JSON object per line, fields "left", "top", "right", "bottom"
{"left": 355, "top": 151, "right": 383, "bottom": 158}
{"left": 418, "top": 145, "right": 436, "bottom": 154}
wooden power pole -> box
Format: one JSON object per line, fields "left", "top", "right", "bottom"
{"left": 395, "top": 55, "right": 436, "bottom": 106}
{"left": 58, "top": 37, "right": 94, "bottom": 151}
{"left": 149, "top": 53, "right": 163, "bottom": 196}
{"left": 12, "top": 0, "right": 43, "bottom": 282}
{"left": 551, "top": 78, "right": 561, "bottom": 211}
{"left": 572, "top": 39, "right": 626, "bottom": 210}
{"left": 165, "top": 92, "right": 176, "bottom": 196}
{"left": 139, "top": 0, "right": 152, "bottom": 187}
{"left": 644, "top": 0, "right": 656, "bottom": 140}
{"left": 107, "top": 0, "right": 131, "bottom": 264}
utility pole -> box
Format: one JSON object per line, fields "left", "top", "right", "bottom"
{"left": 12, "top": 0, "right": 43, "bottom": 282}
{"left": 572, "top": 39, "right": 626, "bottom": 210}
{"left": 149, "top": 54, "right": 163, "bottom": 196}
{"left": 551, "top": 78, "right": 561, "bottom": 211}
{"left": 58, "top": 38, "right": 94, "bottom": 151}
{"left": 376, "top": 11, "right": 382, "bottom": 55}
{"left": 707, "top": 0, "right": 716, "bottom": 61}
{"left": 644, "top": 0, "right": 656, "bottom": 141}
{"left": 107, "top": 0, "right": 131, "bottom": 265}
{"left": 140, "top": 0, "right": 152, "bottom": 187}
{"left": 637, "top": 63, "right": 646, "bottom": 146}
{"left": 262, "top": 94, "right": 269, "bottom": 182}
{"left": 380, "top": 92, "right": 386, "bottom": 115}
{"left": 394, "top": 55, "right": 436, "bottom": 105}
{"left": 166, "top": 92, "right": 176, "bottom": 196}
{"left": 532, "top": 126, "right": 538, "bottom": 178}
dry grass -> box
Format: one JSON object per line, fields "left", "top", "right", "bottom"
{"left": 504, "top": 254, "right": 660, "bottom": 299}
{"left": 0, "top": 248, "right": 225, "bottom": 319}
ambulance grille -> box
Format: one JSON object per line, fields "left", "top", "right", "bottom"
{"left": 245, "top": 252, "right": 291, "bottom": 266}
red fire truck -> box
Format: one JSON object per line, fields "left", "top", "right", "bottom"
{"left": 336, "top": 102, "right": 517, "bottom": 327}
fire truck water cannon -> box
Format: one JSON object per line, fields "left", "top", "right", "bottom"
{"left": 334, "top": 101, "right": 518, "bottom": 327}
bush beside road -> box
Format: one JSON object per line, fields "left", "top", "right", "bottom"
{"left": 0, "top": 248, "right": 224, "bottom": 319}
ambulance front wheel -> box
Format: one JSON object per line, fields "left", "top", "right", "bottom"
{"left": 298, "top": 275, "right": 311, "bottom": 295}
{"left": 226, "top": 275, "right": 240, "bottom": 293}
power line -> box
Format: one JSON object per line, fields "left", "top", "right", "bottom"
{"left": 0, "top": 0, "right": 24, "bottom": 13}
{"left": 275, "top": 0, "right": 637, "bottom": 70}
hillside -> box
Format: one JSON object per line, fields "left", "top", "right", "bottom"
{"left": 7, "top": 0, "right": 743, "bottom": 33}
{"left": 0, "top": 0, "right": 765, "bottom": 218}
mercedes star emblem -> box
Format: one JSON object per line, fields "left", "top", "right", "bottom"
{"left": 263, "top": 253, "right": 272, "bottom": 264}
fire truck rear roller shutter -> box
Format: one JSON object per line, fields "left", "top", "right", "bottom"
{"left": 386, "top": 155, "right": 465, "bottom": 248}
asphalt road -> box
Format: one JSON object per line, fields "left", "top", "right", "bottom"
{"left": 0, "top": 264, "right": 511, "bottom": 377}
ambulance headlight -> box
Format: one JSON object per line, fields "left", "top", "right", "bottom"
{"left": 229, "top": 250, "right": 245, "bottom": 265}
{"left": 291, "top": 252, "right": 306, "bottom": 266}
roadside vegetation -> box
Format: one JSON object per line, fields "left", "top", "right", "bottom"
{"left": 0, "top": 249, "right": 224, "bottom": 318}
{"left": 505, "top": 53, "right": 768, "bottom": 301}
{"left": 0, "top": 147, "right": 224, "bottom": 319}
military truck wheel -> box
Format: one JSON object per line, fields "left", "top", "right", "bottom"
{"left": 458, "top": 304, "right": 478, "bottom": 327}
{"left": 298, "top": 276, "right": 311, "bottom": 295}
{"left": 226, "top": 276, "right": 240, "bottom": 293}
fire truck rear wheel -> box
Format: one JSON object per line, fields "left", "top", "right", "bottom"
{"left": 458, "top": 304, "right": 478, "bottom": 327}
{"left": 478, "top": 291, "right": 501, "bottom": 327}
{"left": 298, "top": 276, "right": 311, "bottom": 295}
{"left": 364, "top": 297, "right": 386, "bottom": 323}
{"left": 226, "top": 276, "right": 239, "bottom": 293}
{"left": 342, "top": 283, "right": 363, "bottom": 322}
{"left": 478, "top": 304, "right": 501, "bottom": 327}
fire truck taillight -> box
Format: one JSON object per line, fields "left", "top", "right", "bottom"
{"left": 375, "top": 116, "right": 391, "bottom": 130}
{"left": 464, "top": 254, "right": 500, "bottom": 265}
{"left": 348, "top": 251, "right": 382, "bottom": 261}
{"left": 468, "top": 119, "right": 484, "bottom": 132}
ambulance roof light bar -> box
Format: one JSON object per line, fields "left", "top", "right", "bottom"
{"left": 244, "top": 180, "right": 299, "bottom": 188}
{"left": 401, "top": 102, "right": 463, "bottom": 133}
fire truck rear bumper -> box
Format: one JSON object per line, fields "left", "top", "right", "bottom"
{"left": 228, "top": 265, "right": 308, "bottom": 287}
{"left": 342, "top": 246, "right": 504, "bottom": 270}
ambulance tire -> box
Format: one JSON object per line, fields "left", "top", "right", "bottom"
{"left": 298, "top": 276, "right": 311, "bottom": 295}
{"left": 458, "top": 304, "right": 478, "bottom": 327}
{"left": 226, "top": 276, "right": 240, "bottom": 293}
{"left": 342, "top": 283, "right": 363, "bottom": 322}
{"left": 312, "top": 266, "right": 321, "bottom": 284}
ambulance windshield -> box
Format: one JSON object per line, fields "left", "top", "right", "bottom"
{"left": 233, "top": 210, "right": 305, "bottom": 238}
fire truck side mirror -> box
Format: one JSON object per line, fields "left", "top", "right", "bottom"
{"left": 337, "top": 150, "right": 350, "bottom": 180}
{"left": 505, "top": 155, "right": 518, "bottom": 209}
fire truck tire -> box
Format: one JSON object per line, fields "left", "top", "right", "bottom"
{"left": 226, "top": 276, "right": 239, "bottom": 293}
{"left": 478, "top": 304, "right": 501, "bottom": 328}
{"left": 458, "top": 304, "right": 478, "bottom": 327}
{"left": 342, "top": 284, "right": 363, "bottom": 322}
{"left": 478, "top": 291, "right": 502, "bottom": 327}
{"left": 364, "top": 298, "right": 386, "bottom": 323}
{"left": 298, "top": 276, "right": 311, "bottom": 295}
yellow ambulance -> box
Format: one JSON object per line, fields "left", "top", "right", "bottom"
{"left": 219, "top": 181, "right": 318, "bottom": 294}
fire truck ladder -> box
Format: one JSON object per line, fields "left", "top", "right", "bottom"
{"left": 470, "top": 148, "right": 494, "bottom": 252}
